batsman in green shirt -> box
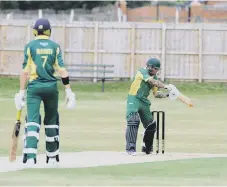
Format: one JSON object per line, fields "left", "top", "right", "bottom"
{"left": 14, "top": 18, "right": 76, "bottom": 166}
{"left": 125, "top": 58, "right": 175, "bottom": 155}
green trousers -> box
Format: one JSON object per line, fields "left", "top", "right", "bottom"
{"left": 23, "top": 83, "right": 60, "bottom": 159}
{"left": 126, "top": 95, "right": 153, "bottom": 128}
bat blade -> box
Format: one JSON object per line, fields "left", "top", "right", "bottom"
{"left": 9, "top": 110, "right": 22, "bottom": 162}
{"left": 177, "top": 93, "right": 194, "bottom": 107}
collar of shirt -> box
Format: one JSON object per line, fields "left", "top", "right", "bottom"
{"left": 35, "top": 35, "right": 49, "bottom": 40}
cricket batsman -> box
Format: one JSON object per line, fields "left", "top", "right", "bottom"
{"left": 14, "top": 18, "right": 76, "bottom": 165}
{"left": 125, "top": 57, "right": 178, "bottom": 155}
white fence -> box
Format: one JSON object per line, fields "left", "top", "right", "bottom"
{"left": 0, "top": 21, "right": 227, "bottom": 82}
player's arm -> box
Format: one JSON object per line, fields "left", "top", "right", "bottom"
{"left": 151, "top": 76, "right": 169, "bottom": 98}
{"left": 20, "top": 45, "right": 31, "bottom": 93}
{"left": 54, "top": 45, "right": 76, "bottom": 109}
{"left": 54, "top": 46, "right": 71, "bottom": 89}
{"left": 20, "top": 72, "right": 28, "bottom": 91}
{"left": 58, "top": 69, "right": 70, "bottom": 89}
{"left": 147, "top": 77, "right": 167, "bottom": 89}
{"left": 152, "top": 87, "right": 169, "bottom": 98}
{"left": 14, "top": 45, "right": 30, "bottom": 110}
{"left": 142, "top": 70, "right": 170, "bottom": 90}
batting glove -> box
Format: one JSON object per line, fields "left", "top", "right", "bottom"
{"left": 14, "top": 90, "right": 25, "bottom": 110}
{"left": 164, "top": 84, "right": 173, "bottom": 91}
{"left": 65, "top": 88, "right": 76, "bottom": 109}
{"left": 167, "top": 84, "right": 179, "bottom": 100}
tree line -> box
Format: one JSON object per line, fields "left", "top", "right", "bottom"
{"left": 0, "top": 1, "right": 208, "bottom": 10}
{"left": 0, "top": 1, "right": 115, "bottom": 10}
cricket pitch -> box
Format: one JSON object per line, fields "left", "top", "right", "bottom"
{"left": 1, "top": 151, "right": 227, "bottom": 172}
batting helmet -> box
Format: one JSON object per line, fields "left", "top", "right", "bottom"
{"left": 146, "top": 58, "right": 161, "bottom": 70}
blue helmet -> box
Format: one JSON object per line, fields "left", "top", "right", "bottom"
{"left": 33, "top": 18, "right": 51, "bottom": 36}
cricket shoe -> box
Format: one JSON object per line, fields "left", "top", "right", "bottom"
{"left": 22, "top": 154, "right": 37, "bottom": 168}
{"left": 46, "top": 155, "right": 60, "bottom": 168}
{"left": 141, "top": 145, "right": 153, "bottom": 155}
{"left": 126, "top": 147, "right": 137, "bottom": 156}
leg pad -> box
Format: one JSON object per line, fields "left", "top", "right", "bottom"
{"left": 125, "top": 112, "right": 140, "bottom": 151}
{"left": 143, "top": 120, "right": 156, "bottom": 154}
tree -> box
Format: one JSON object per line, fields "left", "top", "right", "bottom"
{"left": 127, "top": 1, "right": 150, "bottom": 9}
{"left": 0, "top": 1, "right": 115, "bottom": 10}
{"left": 0, "top": 1, "right": 19, "bottom": 9}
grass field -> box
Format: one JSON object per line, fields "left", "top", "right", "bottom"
{"left": 0, "top": 77, "right": 227, "bottom": 186}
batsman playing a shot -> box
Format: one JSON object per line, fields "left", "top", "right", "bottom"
{"left": 14, "top": 18, "right": 76, "bottom": 165}
{"left": 125, "top": 57, "right": 179, "bottom": 155}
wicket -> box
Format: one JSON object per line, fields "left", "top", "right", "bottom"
{"left": 152, "top": 111, "right": 165, "bottom": 154}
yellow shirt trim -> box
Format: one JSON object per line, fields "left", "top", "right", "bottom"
{"left": 128, "top": 71, "right": 143, "bottom": 95}
{"left": 35, "top": 35, "right": 49, "bottom": 40}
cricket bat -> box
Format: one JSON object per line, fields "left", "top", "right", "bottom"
{"left": 9, "top": 110, "right": 22, "bottom": 162}
{"left": 177, "top": 92, "right": 194, "bottom": 107}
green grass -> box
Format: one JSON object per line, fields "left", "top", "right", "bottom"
{"left": 0, "top": 76, "right": 227, "bottom": 96}
{"left": 0, "top": 76, "right": 227, "bottom": 185}
{"left": 0, "top": 158, "right": 227, "bottom": 186}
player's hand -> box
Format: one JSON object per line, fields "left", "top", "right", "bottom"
{"left": 164, "top": 84, "right": 172, "bottom": 91}
{"left": 65, "top": 88, "right": 76, "bottom": 109}
{"left": 14, "top": 90, "right": 25, "bottom": 110}
{"left": 167, "top": 84, "right": 179, "bottom": 100}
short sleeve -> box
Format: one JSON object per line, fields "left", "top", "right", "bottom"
{"left": 22, "top": 45, "right": 31, "bottom": 72}
{"left": 140, "top": 69, "right": 151, "bottom": 82}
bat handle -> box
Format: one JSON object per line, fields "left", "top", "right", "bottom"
{"left": 16, "top": 110, "right": 22, "bottom": 121}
